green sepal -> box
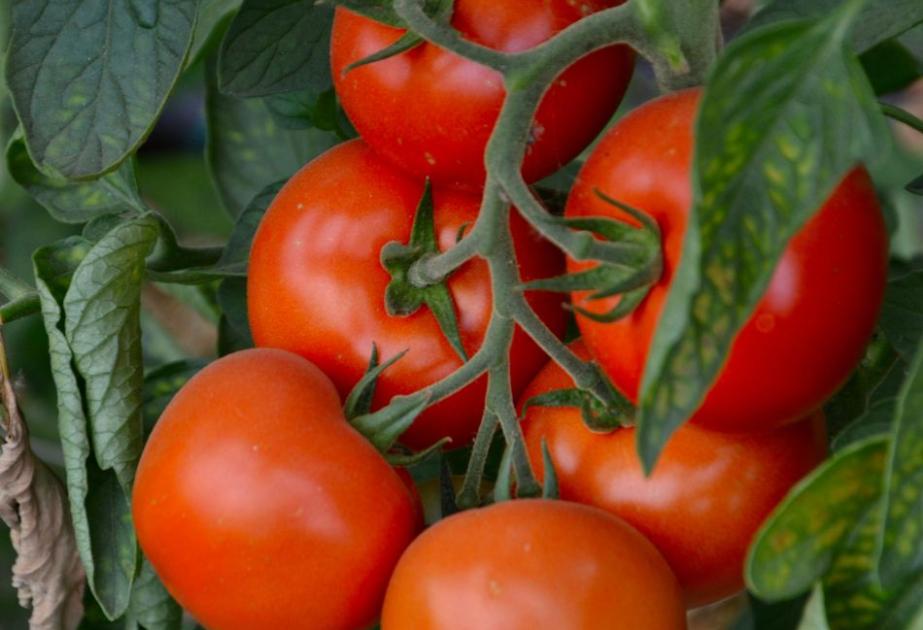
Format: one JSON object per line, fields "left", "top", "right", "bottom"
{"left": 343, "top": 344, "right": 408, "bottom": 420}
{"left": 342, "top": 32, "right": 424, "bottom": 76}
{"left": 908, "top": 173, "right": 923, "bottom": 196}
{"left": 540, "top": 440, "right": 559, "bottom": 500}
{"left": 350, "top": 393, "right": 431, "bottom": 452}
{"left": 385, "top": 437, "right": 452, "bottom": 467}
{"left": 438, "top": 455, "right": 459, "bottom": 518}
{"left": 522, "top": 191, "right": 662, "bottom": 322}
{"left": 521, "top": 379, "right": 633, "bottom": 432}
{"left": 381, "top": 180, "right": 468, "bottom": 361}
{"left": 492, "top": 447, "right": 514, "bottom": 503}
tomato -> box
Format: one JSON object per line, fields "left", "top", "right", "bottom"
{"left": 330, "top": 0, "right": 634, "bottom": 188}
{"left": 381, "top": 499, "right": 686, "bottom": 629}
{"left": 566, "top": 88, "right": 889, "bottom": 432}
{"left": 519, "top": 342, "right": 828, "bottom": 607}
{"left": 133, "top": 348, "right": 418, "bottom": 630}
{"left": 248, "top": 139, "right": 566, "bottom": 450}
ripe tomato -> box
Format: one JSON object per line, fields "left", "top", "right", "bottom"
{"left": 133, "top": 349, "right": 418, "bottom": 630}
{"left": 567, "top": 88, "right": 888, "bottom": 432}
{"left": 248, "top": 139, "right": 566, "bottom": 450}
{"left": 520, "top": 343, "right": 828, "bottom": 607}
{"left": 330, "top": 0, "right": 634, "bottom": 188}
{"left": 381, "top": 499, "right": 686, "bottom": 629}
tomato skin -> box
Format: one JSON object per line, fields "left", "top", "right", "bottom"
{"left": 520, "top": 343, "right": 828, "bottom": 607}
{"left": 132, "top": 349, "right": 418, "bottom": 630}
{"left": 330, "top": 1, "right": 634, "bottom": 188}
{"left": 248, "top": 139, "right": 566, "bottom": 450}
{"left": 381, "top": 499, "right": 686, "bottom": 630}
{"left": 566, "top": 88, "right": 889, "bottom": 432}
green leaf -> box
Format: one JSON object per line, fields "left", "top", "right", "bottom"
{"left": 217, "top": 278, "right": 253, "bottom": 355}
{"left": 188, "top": 0, "right": 243, "bottom": 68}
{"left": 823, "top": 505, "right": 923, "bottom": 630}
{"left": 218, "top": 181, "right": 283, "bottom": 269}
{"left": 746, "top": 436, "right": 888, "bottom": 601}
{"left": 879, "top": 259, "right": 923, "bottom": 362}
{"left": 877, "top": 337, "right": 923, "bottom": 588}
{"left": 64, "top": 216, "right": 159, "bottom": 486}
{"left": 218, "top": 0, "right": 333, "bottom": 97}
{"left": 205, "top": 55, "right": 339, "bottom": 217}
{"left": 128, "top": 559, "right": 182, "bottom": 630}
{"left": 6, "top": 134, "right": 145, "bottom": 223}
{"left": 33, "top": 234, "right": 136, "bottom": 619}
{"left": 637, "top": 2, "right": 888, "bottom": 470}
{"left": 746, "top": 0, "right": 923, "bottom": 52}
{"left": 6, "top": 0, "right": 197, "bottom": 178}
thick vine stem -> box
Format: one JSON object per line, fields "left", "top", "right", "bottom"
{"left": 379, "top": 0, "right": 722, "bottom": 500}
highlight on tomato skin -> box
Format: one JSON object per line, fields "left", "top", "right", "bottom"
{"left": 565, "top": 87, "right": 889, "bottom": 434}
{"left": 132, "top": 348, "right": 419, "bottom": 630}
{"left": 330, "top": 0, "right": 635, "bottom": 189}
{"left": 380, "top": 499, "right": 688, "bottom": 630}
{"left": 247, "top": 138, "right": 567, "bottom": 451}
{"left": 519, "top": 342, "right": 828, "bottom": 608}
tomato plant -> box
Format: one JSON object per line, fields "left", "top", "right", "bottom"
{"left": 567, "top": 88, "right": 889, "bottom": 433}
{"left": 331, "top": 0, "right": 634, "bottom": 188}
{"left": 2, "top": 0, "right": 923, "bottom": 629}
{"left": 520, "top": 343, "right": 828, "bottom": 607}
{"left": 381, "top": 499, "right": 686, "bottom": 630}
{"left": 133, "top": 348, "right": 419, "bottom": 630}
{"left": 247, "top": 139, "right": 566, "bottom": 450}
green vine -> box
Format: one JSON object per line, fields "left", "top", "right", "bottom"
{"left": 359, "top": 0, "right": 724, "bottom": 500}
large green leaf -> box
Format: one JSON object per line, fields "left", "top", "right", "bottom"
{"left": 188, "top": 0, "right": 243, "bottom": 68}
{"left": 6, "top": 134, "right": 145, "bottom": 223}
{"left": 218, "top": 0, "right": 333, "bottom": 97}
{"left": 746, "top": 0, "right": 923, "bottom": 52}
{"left": 204, "top": 56, "right": 338, "bottom": 216}
{"left": 746, "top": 436, "right": 888, "bottom": 601}
{"left": 877, "top": 337, "right": 923, "bottom": 589}
{"left": 6, "top": 0, "right": 198, "bottom": 178}
{"left": 637, "top": 2, "right": 888, "bottom": 468}
{"left": 33, "top": 233, "right": 136, "bottom": 619}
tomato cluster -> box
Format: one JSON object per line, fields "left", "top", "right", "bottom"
{"left": 132, "top": 3, "right": 888, "bottom": 628}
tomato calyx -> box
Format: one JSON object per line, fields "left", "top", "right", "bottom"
{"left": 381, "top": 180, "right": 469, "bottom": 361}
{"left": 522, "top": 383, "right": 633, "bottom": 432}
{"left": 344, "top": 344, "right": 448, "bottom": 461}
{"left": 523, "top": 191, "right": 663, "bottom": 323}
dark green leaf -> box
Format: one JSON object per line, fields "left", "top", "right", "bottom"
{"left": 860, "top": 40, "right": 923, "bottom": 95}
{"left": 6, "top": 135, "right": 145, "bottom": 223}
{"left": 832, "top": 396, "right": 900, "bottom": 451}
{"left": 908, "top": 174, "right": 923, "bottom": 196}
{"left": 877, "top": 337, "right": 923, "bottom": 588}
{"left": 638, "top": 3, "right": 888, "bottom": 470}
{"left": 879, "top": 259, "right": 923, "bottom": 362}
{"left": 6, "top": 0, "right": 197, "bottom": 178}
{"left": 128, "top": 559, "right": 182, "bottom": 630}
{"left": 218, "top": 1, "right": 333, "bottom": 97}
{"left": 746, "top": 436, "right": 888, "bottom": 601}
{"left": 218, "top": 181, "right": 283, "bottom": 268}
{"left": 746, "top": 0, "right": 923, "bottom": 52}
{"left": 205, "top": 55, "right": 339, "bottom": 217}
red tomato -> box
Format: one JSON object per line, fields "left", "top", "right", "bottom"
{"left": 133, "top": 349, "right": 418, "bottom": 630}
{"left": 567, "top": 88, "right": 888, "bottom": 432}
{"left": 330, "top": 0, "right": 634, "bottom": 188}
{"left": 520, "top": 343, "right": 828, "bottom": 607}
{"left": 381, "top": 499, "right": 686, "bottom": 629}
{"left": 247, "top": 139, "right": 566, "bottom": 450}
